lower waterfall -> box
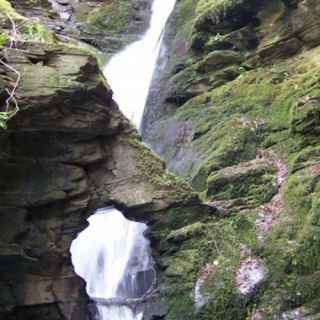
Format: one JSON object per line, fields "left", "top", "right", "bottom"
{"left": 70, "top": 208, "right": 155, "bottom": 319}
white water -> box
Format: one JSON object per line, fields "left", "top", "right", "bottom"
{"left": 193, "top": 279, "right": 208, "bottom": 312}
{"left": 104, "top": 0, "right": 176, "bottom": 128}
{"left": 71, "top": 208, "right": 154, "bottom": 320}
{"left": 97, "top": 305, "right": 143, "bottom": 320}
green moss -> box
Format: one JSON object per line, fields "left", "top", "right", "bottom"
{"left": 0, "top": 111, "right": 16, "bottom": 130}
{"left": 206, "top": 160, "right": 277, "bottom": 205}
{"left": 294, "top": 188, "right": 320, "bottom": 274}
{"left": 166, "top": 294, "right": 197, "bottom": 320}
{"left": 190, "top": 117, "right": 261, "bottom": 191}
{"left": 75, "top": 0, "right": 134, "bottom": 35}
{"left": 157, "top": 46, "right": 320, "bottom": 192}
{"left": 0, "top": 0, "right": 22, "bottom": 19}
{"left": 165, "top": 249, "right": 200, "bottom": 278}
{"left": 254, "top": 162, "right": 320, "bottom": 317}
{"left": 167, "top": 222, "right": 205, "bottom": 243}
{"left": 290, "top": 145, "right": 320, "bottom": 173}
{"left": 284, "top": 169, "right": 314, "bottom": 224}
{"left": 159, "top": 212, "right": 260, "bottom": 320}
{"left": 201, "top": 260, "right": 247, "bottom": 320}
{"left": 149, "top": 1, "right": 320, "bottom": 318}
{"left": 20, "top": 21, "right": 55, "bottom": 43}
{"left": 290, "top": 97, "right": 320, "bottom": 135}
{"left": 128, "top": 136, "right": 197, "bottom": 203}
{"left": 196, "top": 0, "right": 239, "bottom": 22}
{"left": 0, "top": 28, "right": 9, "bottom": 46}
{"left": 0, "top": 0, "right": 55, "bottom": 43}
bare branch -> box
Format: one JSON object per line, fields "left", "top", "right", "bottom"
{"left": 0, "top": 58, "right": 20, "bottom": 115}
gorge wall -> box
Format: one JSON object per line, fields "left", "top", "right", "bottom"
{"left": 142, "top": 0, "right": 320, "bottom": 319}
{"left": 0, "top": 1, "right": 207, "bottom": 319}
{"left": 1, "top": 0, "right": 320, "bottom": 320}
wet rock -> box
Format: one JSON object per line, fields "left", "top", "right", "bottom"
{"left": 0, "top": 5, "right": 206, "bottom": 318}
{"left": 194, "top": 0, "right": 262, "bottom": 35}
{"left": 291, "top": 96, "right": 320, "bottom": 135}
{"left": 140, "top": 0, "right": 320, "bottom": 318}
{"left": 9, "top": 0, "right": 152, "bottom": 53}
{"left": 236, "top": 258, "right": 267, "bottom": 296}
{"left": 207, "top": 159, "right": 277, "bottom": 207}
{"left": 0, "top": 162, "right": 88, "bottom": 207}
{"left": 197, "top": 50, "right": 244, "bottom": 73}
{"left": 49, "top": 0, "right": 79, "bottom": 21}
{"left": 193, "top": 279, "right": 208, "bottom": 311}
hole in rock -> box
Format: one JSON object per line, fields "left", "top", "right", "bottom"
{"left": 70, "top": 207, "right": 156, "bottom": 318}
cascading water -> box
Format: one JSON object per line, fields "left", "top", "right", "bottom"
{"left": 71, "top": 0, "right": 176, "bottom": 319}
{"left": 104, "top": 0, "right": 176, "bottom": 128}
{"left": 71, "top": 208, "right": 155, "bottom": 320}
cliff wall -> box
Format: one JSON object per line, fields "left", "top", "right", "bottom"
{"left": 0, "top": 1, "right": 207, "bottom": 319}
{"left": 142, "top": 0, "right": 320, "bottom": 319}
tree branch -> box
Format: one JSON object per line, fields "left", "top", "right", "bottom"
{"left": 0, "top": 58, "right": 20, "bottom": 115}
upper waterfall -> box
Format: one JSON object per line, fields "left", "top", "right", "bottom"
{"left": 104, "top": 0, "right": 176, "bottom": 129}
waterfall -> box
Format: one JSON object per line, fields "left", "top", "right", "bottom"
{"left": 70, "top": 208, "right": 155, "bottom": 320}
{"left": 104, "top": 0, "right": 176, "bottom": 128}
{"left": 71, "top": 1, "right": 176, "bottom": 319}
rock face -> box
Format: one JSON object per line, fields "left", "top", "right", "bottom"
{"left": 10, "top": 0, "right": 152, "bottom": 54}
{"left": 140, "top": 0, "right": 320, "bottom": 319}
{"left": 0, "top": 2, "right": 208, "bottom": 319}
{"left": 0, "top": 38, "right": 202, "bottom": 319}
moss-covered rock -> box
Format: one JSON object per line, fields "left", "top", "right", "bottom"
{"left": 207, "top": 159, "right": 277, "bottom": 206}
{"left": 290, "top": 96, "right": 320, "bottom": 135}
{"left": 141, "top": 0, "right": 320, "bottom": 318}
{"left": 0, "top": 4, "right": 207, "bottom": 320}
{"left": 197, "top": 50, "right": 244, "bottom": 73}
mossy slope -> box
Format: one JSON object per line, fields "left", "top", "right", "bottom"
{"left": 142, "top": 0, "right": 320, "bottom": 318}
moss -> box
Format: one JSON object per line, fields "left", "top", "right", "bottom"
{"left": 0, "top": 0, "right": 55, "bottom": 44}
{"left": 128, "top": 136, "right": 197, "bottom": 203}
{"left": 196, "top": 0, "right": 240, "bottom": 24}
{"left": 149, "top": 0, "right": 320, "bottom": 318}
{"left": 283, "top": 168, "right": 314, "bottom": 225}
{"left": 290, "top": 97, "right": 320, "bottom": 135}
{"left": 157, "top": 46, "right": 320, "bottom": 190}
{"left": 290, "top": 145, "right": 320, "bottom": 173}
{"left": 159, "top": 212, "right": 261, "bottom": 320}
{"left": 75, "top": 0, "right": 135, "bottom": 35}
{"left": 294, "top": 188, "right": 320, "bottom": 275}
{"left": 197, "top": 50, "right": 243, "bottom": 73}
{"left": 0, "top": 0, "right": 22, "bottom": 19}
{"left": 166, "top": 294, "right": 197, "bottom": 320}
{"left": 201, "top": 262, "right": 247, "bottom": 320}
{"left": 165, "top": 249, "right": 200, "bottom": 278}
{"left": 190, "top": 117, "right": 261, "bottom": 192}
{"left": 0, "top": 28, "right": 9, "bottom": 46}
{"left": 253, "top": 162, "right": 320, "bottom": 317}
{"left": 167, "top": 222, "right": 205, "bottom": 243}
{"left": 0, "top": 111, "right": 16, "bottom": 130}
{"left": 206, "top": 160, "right": 277, "bottom": 205}
{"left": 20, "top": 21, "right": 55, "bottom": 43}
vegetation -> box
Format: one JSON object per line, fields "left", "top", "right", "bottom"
{"left": 147, "top": 0, "right": 320, "bottom": 318}
{"left": 196, "top": 0, "right": 239, "bottom": 20}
